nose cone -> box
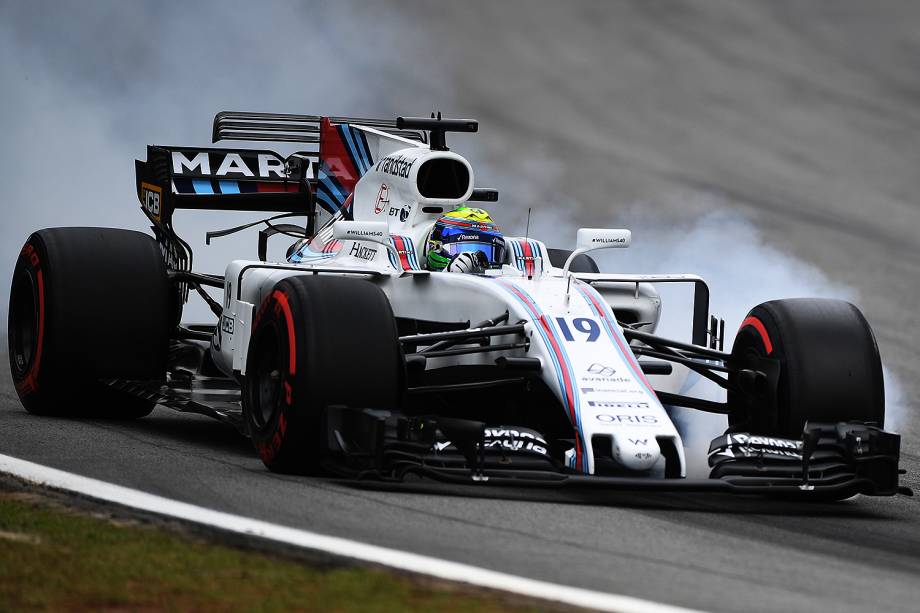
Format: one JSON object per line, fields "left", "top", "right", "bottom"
{"left": 610, "top": 433, "right": 660, "bottom": 471}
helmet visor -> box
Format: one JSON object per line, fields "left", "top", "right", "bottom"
{"left": 443, "top": 241, "right": 505, "bottom": 265}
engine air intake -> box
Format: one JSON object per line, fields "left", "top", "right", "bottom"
{"left": 416, "top": 158, "right": 470, "bottom": 199}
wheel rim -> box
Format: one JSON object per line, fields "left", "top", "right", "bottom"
{"left": 251, "top": 322, "right": 285, "bottom": 428}
{"left": 9, "top": 269, "right": 38, "bottom": 378}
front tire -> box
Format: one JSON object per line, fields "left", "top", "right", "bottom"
{"left": 546, "top": 248, "right": 599, "bottom": 273}
{"left": 8, "top": 228, "right": 171, "bottom": 418}
{"left": 243, "top": 276, "right": 404, "bottom": 474}
{"left": 729, "top": 298, "right": 884, "bottom": 437}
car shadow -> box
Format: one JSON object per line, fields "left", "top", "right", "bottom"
{"left": 80, "top": 407, "right": 255, "bottom": 459}
{"left": 332, "top": 475, "right": 901, "bottom": 519}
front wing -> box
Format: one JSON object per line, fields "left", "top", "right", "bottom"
{"left": 323, "top": 407, "right": 908, "bottom": 498}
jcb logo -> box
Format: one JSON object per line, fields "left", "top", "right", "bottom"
{"left": 141, "top": 182, "right": 162, "bottom": 222}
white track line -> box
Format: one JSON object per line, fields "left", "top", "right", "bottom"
{"left": 0, "top": 454, "right": 703, "bottom": 613}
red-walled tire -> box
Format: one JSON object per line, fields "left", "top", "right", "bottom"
{"left": 728, "top": 298, "right": 884, "bottom": 437}
{"left": 7, "top": 228, "right": 171, "bottom": 418}
{"left": 546, "top": 248, "right": 600, "bottom": 273}
{"left": 242, "top": 275, "right": 404, "bottom": 474}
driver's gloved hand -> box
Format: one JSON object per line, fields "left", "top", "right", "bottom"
{"left": 446, "top": 251, "right": 487, "bottom": 274}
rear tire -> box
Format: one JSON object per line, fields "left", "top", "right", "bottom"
{"left": 729, "top": 298, "right": 884, "bottom": 437}
{"left": 8, "top": 228, "right": 171, "bottom": 418}
{"left": 242, "top": 276, "right": 404, "bottom": 474}
{"left": 546, "top": 248, "right": 599, "bottom": 273}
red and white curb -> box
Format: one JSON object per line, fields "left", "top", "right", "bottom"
{"left": 0, "top": 454, "right": 703, "bottom": 613}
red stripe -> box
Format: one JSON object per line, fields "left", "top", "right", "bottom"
{"left": 319, "top": 118, "right": 360, "bottom": 195}
{"left": 394, "top": 236, "right": 411, "bottom": 270}
{"left": 539, "top": 314, "right": 581, "bottom": 459}
{"left": 14, "top": 267, "right": 45, "bottom": 396}
{"left": 520, "top": 240, "right": 535, "bottom": 276}
{"left": 272, "top": 290, "right": 297, "bottom": 374}
{"left": 33, "top": 270, "right": 44, "bottom": 381}
{"left": 504, "top": 282, "right": 583, "bottom": 469}
{"left": 740, "top": 316, "right": 773, "bottom": 354}
{"left": 256, "top": 182, "right": 299, "bottom": 193}
{"left": 579, "top": 284, "right": 657, "bottom": 395}
{"left": 439, "top": 218, "right": 493, "bottom": 229}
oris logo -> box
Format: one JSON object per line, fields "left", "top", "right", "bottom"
{"left": 595, "top": 414, "right": 659, "bottom": 425}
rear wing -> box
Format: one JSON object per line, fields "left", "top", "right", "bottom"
{"left": 134, "top": 111, "right": 497, "bottom": 273}
{"left": 210, "top": 110, "right": 427, "bottom": 146}
{"left": 135, "top": 145, "right": 313, "bottom": 223}
{"left": 133, "top": 112, "right": 431, "bottom": 282}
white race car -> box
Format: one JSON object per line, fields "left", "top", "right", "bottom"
{"left": 7, "top": 111, "right": 906, "bottom": 499}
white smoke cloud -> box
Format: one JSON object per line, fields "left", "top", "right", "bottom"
{"left": 0, "top": 0, "right": 449, "bottom": 323}
{"left": 1, "top": 1, "right": 905, "bottom": 463}
{"left": 490, "top": 160, "right": 906, "bottom": 473}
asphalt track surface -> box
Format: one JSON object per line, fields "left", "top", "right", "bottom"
{"left": 4, "top": 2, "right": 920, "bottom": 612}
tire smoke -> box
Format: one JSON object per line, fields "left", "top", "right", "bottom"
{"left": 511, "top": 193, "right": 907, "bottom": 474}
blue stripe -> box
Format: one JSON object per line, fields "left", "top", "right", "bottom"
{"left": 192, "top": 179, "right": 213, "bottom": 195}
{"left": 355, "top": 130, "right": 374, "bottom": 171}
{"left": 289, "top": 251, "right": 335, "bottom": 264}
{"left": 575, "top": 283, "right": 658, "bottom": 399}
{"left": 500, "top": 284, "right": 565, "bottom": 394}
{"left": 317, "top": 173, "right": 348, "bottom": 212}
{"left": 339, "top": 126, "right": 370, "bottom": 175}
{"left": 218, "top": 180, "right": 240, "bottom": 194}
{"left": 319, "top": 170, "right": 347, "bottom": 202}
{"left": 528, "top": 240, "right": 541, "bottom": 260}
{"left": 387, "top": 238, "right": 400, "bottom": 269}
{"left": 510, "top": 240, "right": 526, "bottom": 272}
{"left": 321, "top": 177, "right": 347, "bottom": 205}
{"left": 404, "top": 238, "right": 420, "bottom": 270}
{"left": 316, "top": 193, "right": 338, "bottom": 214}
{"left": 497, "top": 281, "right": 587, "bottom": 472}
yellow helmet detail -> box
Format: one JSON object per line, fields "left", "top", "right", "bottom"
{"left": 444, "top": 207, "right": 494, "bottom": 224}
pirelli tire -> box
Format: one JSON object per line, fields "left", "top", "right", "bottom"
{"left": 8, "top": 228, "right": 171, "bottom": 418}
{"left": 546, "top": 248, "right": 600, "bottom": 273}
{"left": 729, "top": 298, "right": 885, "bottom": 438}
{"left": 242, "top": 275, "right": 405, "bottom": 474}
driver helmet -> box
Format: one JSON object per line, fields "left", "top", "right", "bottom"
{"left": 426, "top": 207, "right": 506, "bottom": 271}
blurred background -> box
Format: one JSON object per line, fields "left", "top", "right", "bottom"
{"left": 2, "top": 0, "right": 917, "bottom": 442}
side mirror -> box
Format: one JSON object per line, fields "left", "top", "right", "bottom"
{"left": 562, "top": 228, "right": 631, "bottom": 299}
{"left": 563, "top": 228, "right": 630, "bottom": 275}
{"left": 332, "top": 220, "right": 390, "bottom": 246}
{"left": 574, "top": 228, "right": 631, "bottom": 252}
{"left": 332, "top": 221, "right": 401, "bottom": 267}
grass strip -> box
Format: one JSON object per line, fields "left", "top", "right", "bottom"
{"left": 0, "top": 490, "right": 547, "bottom": 612}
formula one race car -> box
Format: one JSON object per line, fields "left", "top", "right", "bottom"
{"left": 7, "top": 111, "right": 908, "bottom": 499}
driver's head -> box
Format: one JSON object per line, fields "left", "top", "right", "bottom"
{"left": 426, "top": 207, "right": 506, "bottom": 271}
